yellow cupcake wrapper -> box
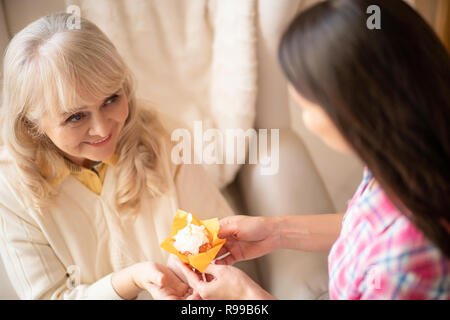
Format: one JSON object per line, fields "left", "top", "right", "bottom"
{"left": 160, "top": 209, "right": 226, "bottom": 273}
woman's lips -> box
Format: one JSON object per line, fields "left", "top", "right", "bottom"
{"left": 85, "top": 134, "right": 112, "bottom": 147}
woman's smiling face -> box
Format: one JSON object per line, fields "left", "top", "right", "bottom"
{"left": 40, "top": 89, "right": 129, "bottom": 166}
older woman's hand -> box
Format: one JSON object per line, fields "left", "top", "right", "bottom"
{"left": 130, "top": 261, "right": 197, "bottom": 300}
{"left": 168, "top": 255, "right": 275, "bottom": 300}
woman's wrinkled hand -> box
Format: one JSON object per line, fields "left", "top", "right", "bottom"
{"left": 131, "top": 261, "right": 196, "bottom": 300}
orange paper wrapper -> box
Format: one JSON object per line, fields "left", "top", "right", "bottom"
{"left": 160, "top": 210, "right": 226, "bottom": 273}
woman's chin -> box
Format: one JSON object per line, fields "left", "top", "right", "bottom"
{"left": 83, "top": 146, "right": 116, "bottom": 163}
{"left": 322, "top": 138, "right": 354, "bottom": 154}
{"left": 91, "top": 151, "right": 115, "bottom": 162}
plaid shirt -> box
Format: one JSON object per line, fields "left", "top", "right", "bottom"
{"left": 328, "top": 167, "right": 450, "bottom": 299}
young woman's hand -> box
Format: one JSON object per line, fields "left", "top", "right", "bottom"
{"left": 129, "top": 261, "right": 194, "bottom": 300}
{"left": 169, "top": 256, "right": 275, "bottom": 300}
{"left": 216, "top": 215, "right": 279, "bottom": 265}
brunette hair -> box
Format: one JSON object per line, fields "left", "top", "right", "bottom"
{"left": 279, "top": 0, "right": 450, "bottom": 257}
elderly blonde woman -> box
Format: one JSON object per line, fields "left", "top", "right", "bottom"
{"left": 0, "top": 12, "right": 234, "bottom": 300}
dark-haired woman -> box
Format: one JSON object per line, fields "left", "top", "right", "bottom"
{"left": 170, "top": 0, "right": 450, "bottom": 299}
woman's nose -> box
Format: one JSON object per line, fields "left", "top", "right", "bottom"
{"left": 88, "top": 113, "right": 110, "bottom": 137}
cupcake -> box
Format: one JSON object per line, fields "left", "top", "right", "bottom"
{"left": 160, "top": 209, "right": 226, "bottom": 273}
{"left": 172, "top": 213, "right": 212, "bottom": 255}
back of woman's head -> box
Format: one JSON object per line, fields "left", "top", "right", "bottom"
{"left": 279, "top": 0, "right": 450, "bottom": 257}
{"left": 1, "top": 13, "right": 169, "bottom": 213}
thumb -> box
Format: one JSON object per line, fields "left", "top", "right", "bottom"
{"left": 170, "top": 257, "right": 202, "bottom": 289}
{"left": 143, "top": 282, "right": 157, "bottom": 295}
{"left": 148, "top": 263, "right": 166, "bottom": 287}
{"left": 186, "top": 291, "right": 202, "bottom": 300}
{"left": 218, "top": 217, "right": 240, "bottom": 239}
{"left": 202, "top": 263, "right": 227, "bottom": 276}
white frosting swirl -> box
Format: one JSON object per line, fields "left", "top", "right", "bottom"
{"left": 173, "top": 213, "right": 209, "bottom": 255}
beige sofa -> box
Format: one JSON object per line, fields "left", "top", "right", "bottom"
{"left": 0, "top": 0, "right": 367, "bottom": 300}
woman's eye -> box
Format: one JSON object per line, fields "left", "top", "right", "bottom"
{"left": 104, "top": 94, "right": 119, "bottom": 106}
{"left": 66, "top": 112, "right": 85, "bottom": 123}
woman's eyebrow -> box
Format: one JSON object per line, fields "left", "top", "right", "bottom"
{"left": 61, "top": 107, "right": 86, "bottom": 118}
{"left": 60, "top": 91, "right": 120, "bottom": 117}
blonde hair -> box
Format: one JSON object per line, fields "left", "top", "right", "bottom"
{"left": 0, "top": 12, "right": 171, "bottom": 214}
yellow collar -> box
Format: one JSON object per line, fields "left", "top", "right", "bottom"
{"left": 61, "top": 153, "right": 118, "bottom": 174}
{"left": 40, "top": 153, "right": 119, "bottom": 193}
